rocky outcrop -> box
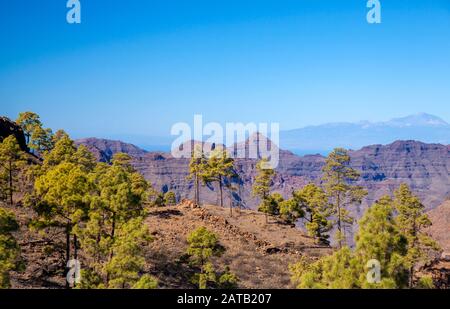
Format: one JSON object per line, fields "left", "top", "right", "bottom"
{"left": 0, "top": 116, "right": 28, "bottom": 151}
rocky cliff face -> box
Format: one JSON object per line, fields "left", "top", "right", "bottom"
{"left": 74, "top": 138, "right": 147, "bottom": 162}
{"left": 0, "top": 116, "right": 28, "bottom": 151}
{"left": 76, "top": 137, "right": 450, "bottom": 213}
{"left": 350, "top": 141, "right": 450, "bottom": 211}
{"left": 427, "top": 201, "right": 450, "bottom": 252}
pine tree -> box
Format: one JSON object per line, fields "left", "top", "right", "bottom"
{"left": 52, "top": 129, "right": 70, "bottom": 144}
{"left": 203, "top": 148, "right": 235, "bottom": 208}
{"left": 0, "top": 207, "right": 21, "bottom": 288}
{"left": 290, "top": 246, "right": 358, "bottom": 289}
{"left": 29, "top": 126, "right": 54, "bottom": 154}
{"left": 0, "top": 135, "right": 27, "bottom": 206}
{"left": 77, "top": 153, "right": 156, "bottom": 288}
{"left": 294, "top": 183, "right": 332, "bottom": 244}
{"left": 16, "top": 112, "right": 42, "bottom": 146}
{"left": 163, "top": 191, "right": 177, "bottom": 206}
{"left": 32, "top": 162, "right": 92, "bottom": 286}
{"left": 290, "top": 196, "right": 406, "bottom": 289}
{"left": 322, "top": 148, "right": 367, "bottom": 248}
{"left": 393, "top": 184, "right": 440, "bottom": 288}
{"left": 105, "top": 217, "right": 153, "bottom": 288}
{"left": 218, "top": 266, "right": 239, "bottom": 289}
{"left": 354, "top": 195, "right": 409, "bottom": 288}
{"left": 16, "top": 112, "right": 53, "bottom": 154}
{"left": 186, "top": 227, "right": 225, "bottom": 289}
{"left": 290, "top": 190, "right": 438, "bottom": 289}
{"left": 188, "top": 144, "right": 207, "bottom": 206}
{"left": 41, "top": 134, "right": 77, "bottom": 169}
{"left": 258, "top": 192, "right": 283, "bottom": 223}
{"left": 253, "top": 158, "right": 276, "bottom": 223}
{"left": 29, "top": 134, "right": 96, "bottom": 287}
{"left": 279, "top": 197, "right": 302, "bottom": 225}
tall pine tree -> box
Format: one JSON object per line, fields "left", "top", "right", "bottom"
{"left": 203, "top": 148, "right": 235, "bottom": 208}
{"left": 0, "top": 135, "right": 27, "bottom": 206}
{"left": 393, "top": 184, "right": 440, "bottom": 288}
{"left": 322, "top": 148, "right": 367, "bottom": 248}
{"left": 253, "top": 158, "right": 276, "bottom": 223}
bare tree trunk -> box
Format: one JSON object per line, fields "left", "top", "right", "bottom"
{"left": 193, "top": 174, "right": 197, "bottom": 205}
{"left": 65, "top": 223, "right": 71, "bottom": 289}
{"left": 106, "top": 214, "right": 116, "bottom": 287}
{"left": 219, "top": 176, "right": 223, "bottom": 207}
{"left": 9, "top": 161, "right": 13, "bottom": 206}
{"left": 195, "top": 173, "right": 200, "bottom": 207}
{"left": 74, "top": 234, "right": 78, "bottom": 260}
{"left": 337, "top": 193, "right": 342, "bottom": 249}
{"left": 229, "top": 185, "right": 233, "bottom": 217}
{"left": 73, "top": 234, "right": 78, "bottom": 288}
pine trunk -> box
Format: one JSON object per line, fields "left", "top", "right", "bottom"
{"left": 337, "top": 193, "right": 342, "bottom": 249}
{"left": 9, "top": 160, "right": 13, "bottom": 206}
{"left": 106, "top": 214, "right": 116, "bottom": 286}
{"left": 219, "top": 176, "right": 223, "bottom": 207}
{"left": 65, "top": 224, "right": 71, "bottom": 289}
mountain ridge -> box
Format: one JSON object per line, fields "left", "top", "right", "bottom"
{"left": 76, "top": 136, "right": 450, "bottom": 213}
{"left": 281, "top": 113, "right": 450, "bottom": 153}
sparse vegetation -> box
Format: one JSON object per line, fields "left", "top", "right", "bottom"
{"left": 202, "top": 148, "right": 236, "bottom": 208}
{"left": 322, "top": 148, "right": 367, "bottom": 248}
{"left": 290, "top": 187, "right": 440, "bottom": 289}
{"left": 0, "top": 135, "right": 27, "bottom": 206}
{"left": 295, "top": 183, "right": 332, "bottom": 245}
{"left": 0, "top": 207, "right": 21, "bottom": 288}
{"left": 188, "top": 144, "right": 208, "bottom": 207}
{"left": 253, "top": 158, "right": 276, "bottom": 223}
{"left": 185, "top": 227, "right": 237, "bottom": 289}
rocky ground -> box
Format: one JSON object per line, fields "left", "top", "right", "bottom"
{"left": 146, "top": 201, "right": 332, "bottom": 289}
{"left": 8, "top": 200, "right": 331, "bottom": 289}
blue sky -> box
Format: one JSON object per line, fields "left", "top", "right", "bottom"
{"left": 0, "top": 0, "right": 449, "bottom": 141}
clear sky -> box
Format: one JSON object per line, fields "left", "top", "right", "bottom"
{"left": 0, "top": 0, "right": 449, "bottom": 140}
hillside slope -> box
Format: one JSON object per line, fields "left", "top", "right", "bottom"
{"left": 428, "top": 200, "right": 450, "bottom": 252}
{"left": 146, "top": 202, "right": 331, "bottom": 288}
{"left": 9, "top": 201, "right": 330, "bottom": 289}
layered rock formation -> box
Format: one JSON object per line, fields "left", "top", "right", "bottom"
{"left": 428, "top": 200, "right": 450, "bottom": 252}
{"left": 75, "top": 137, "right": 147, "bottom": 162}
{"left": 76, "top": 137, "right": 450, "bottom": 212}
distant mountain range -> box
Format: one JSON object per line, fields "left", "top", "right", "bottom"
{"left": 106, "top": 113, "right": 450, "bottom": 155}
{"left": 281, "top": 113, "right": 450, "bottom": 154}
